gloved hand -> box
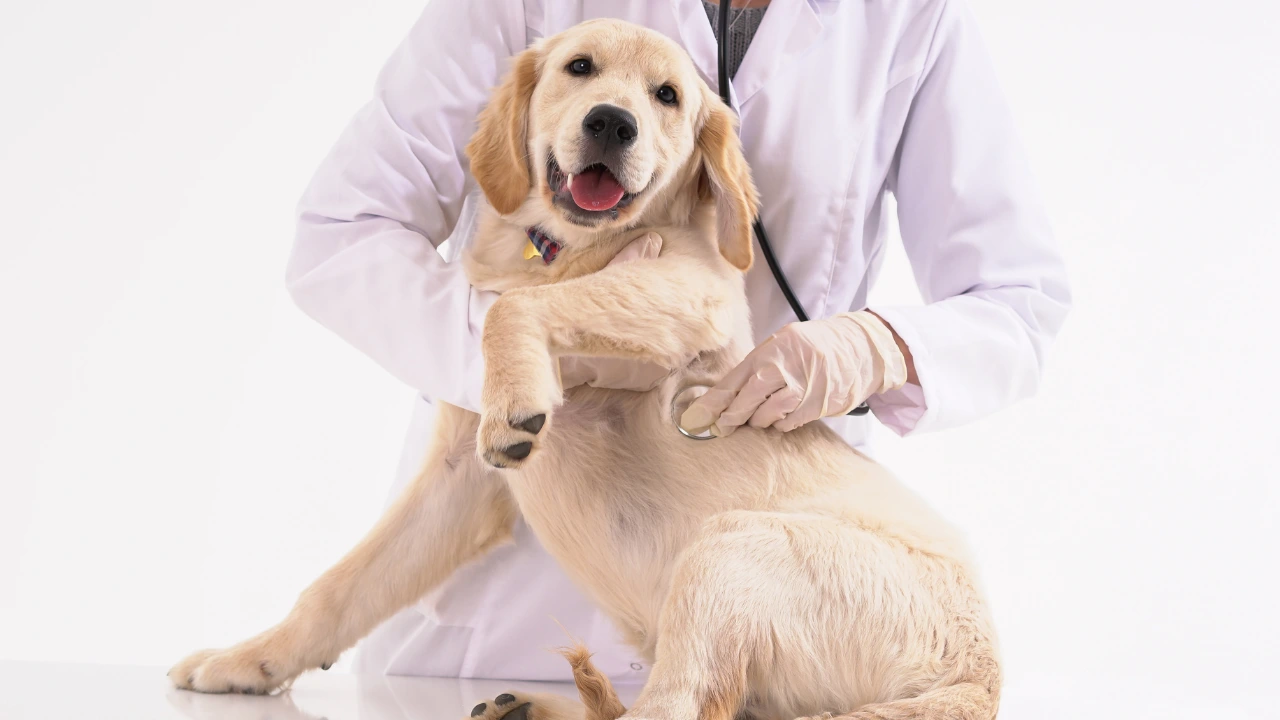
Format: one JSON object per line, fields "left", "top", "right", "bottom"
{"left": 679, "top": 311, "right": 908, "bottom": 437}
{"left": 558, "top": 232, "right": 671, "bottom": 391}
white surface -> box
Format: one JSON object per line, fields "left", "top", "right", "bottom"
{"left": 0, "top": 661, "right": 637, "bottom": 720}
{"left": 0, "top": 662, "right": 1269, "bottom": 720}
{"left": 1, "top": 0, "right": 1278, "bottom": 713}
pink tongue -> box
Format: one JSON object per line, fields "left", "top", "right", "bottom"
{"left": 568, "top": 166, "right": 625, "bottom": 211}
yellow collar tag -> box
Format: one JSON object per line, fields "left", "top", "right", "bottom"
{"left": 523, "top": 239, "right": 540, "bottom": 260}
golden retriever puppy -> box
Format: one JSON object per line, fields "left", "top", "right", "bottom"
{"left": 169, "top": 19, "right": 1001, "bottom": 720}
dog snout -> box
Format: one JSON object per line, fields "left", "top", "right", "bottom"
{"left": 582, "top": 104, "right": 637, "bottom": 153}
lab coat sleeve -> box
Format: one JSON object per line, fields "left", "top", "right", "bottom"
{"left": 866, "top": 0, "right": 1072, "bottom": 435}
{"left": 285, "top": 0, "right": 527, "bottom": 413}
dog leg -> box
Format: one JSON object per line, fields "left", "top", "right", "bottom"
{"left": 618, "top": 601, "right": 749, "bottom": 720}
{"left": 622, "top": 509, "right": 1000, "bottom": 720}
{"left": 478, "top": 256, "right": 741, "bottom": 468}
{"left": 170, "top": 403, "right": 517, "bottom": 694}
{"left": 615, "top": 519, "right": 769, "bottom": 720}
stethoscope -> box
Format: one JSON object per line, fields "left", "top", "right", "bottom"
{"left": 674, "top": 2, "right": 870, "bottom": 440}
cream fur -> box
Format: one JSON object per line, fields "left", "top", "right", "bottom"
{"left": 169, "top": 20, "right": 1001, "bottom": 720}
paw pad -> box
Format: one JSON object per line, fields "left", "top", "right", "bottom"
{"left": 480, "top": 409, "right": 549, "bottom": 469}
{"left": 503, "top": 441, "right": 533, "bottom": 460}
{"left": 516, "top": 414, "right": 546, "bottom": 435}
{"left": 470, "top": 693, "right": 532, "bottom": 720}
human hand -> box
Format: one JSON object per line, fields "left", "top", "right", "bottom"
{"left": 558, "top": 232, "right": 671, "bottom": 391}
{"left": 678, "top": 311, "right": 908, "bottom": 437}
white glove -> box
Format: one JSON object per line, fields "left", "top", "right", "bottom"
{"left": 679, "top": 311, "right": 908, "bottom": 437}
{"left": 558, "top": 232, "right": 671, "bottom": 391}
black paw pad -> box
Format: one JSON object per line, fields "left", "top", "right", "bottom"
{"left": 495, "top": 693, "right": 517, "bottom": 705}
{"left": 516, "top": 414, "right": 546, "bottom": 435}
{"left": 503, "top": 703, "right": 532, "bottom": 720}
{"left": 320, "top": 662, "right": 331, "bottom": 671}
{"left": 472, "top": 703, "right": 487, "bottom": 717}
{"left": 503, "top": 442, "right": 533, "bottom": 460}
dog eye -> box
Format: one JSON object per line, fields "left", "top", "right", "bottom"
{"left": 567, "top": 58, "right": 593, "bottom": 75}
{"left": 655, "top": 85, "right": 678, "bottom": 106}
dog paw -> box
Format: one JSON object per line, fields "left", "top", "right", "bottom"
{"left": 478, "top": 409, "right": 549, "bottom": 469}
{"left": 477, "top": 293, "right": 563, "bottom": 470}
{"left": 465, "top": 692, "right": 582, "bottom": 720}
{"left": 168, "top": 641, "right": 331, "bottom": 695}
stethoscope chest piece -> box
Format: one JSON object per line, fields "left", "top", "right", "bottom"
{"left": 671, "top": 384, "right": 717, "bottom": 440}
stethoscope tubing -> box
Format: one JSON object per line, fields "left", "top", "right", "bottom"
{"left": 715, "top": 2, "right": 871, "bottom": 418}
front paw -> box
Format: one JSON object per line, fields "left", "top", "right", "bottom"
{"left": 479, "top": 407, "right": 549, "bottom": 469}
{"left": 478, "top": 303, "right": 559, "bottom": 469}
{"left": 168, "top": 639, "right": 333, "bottom": 695}
{"left": 169, "top": 647, "right": 283, "bottom": 695}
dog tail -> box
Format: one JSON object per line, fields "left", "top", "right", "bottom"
{"left": 558, "top": 643, "right": 627, "bottom": 720}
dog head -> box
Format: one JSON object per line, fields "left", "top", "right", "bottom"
{"left": 466, "top": 19, "right": 757, "bottom": 271}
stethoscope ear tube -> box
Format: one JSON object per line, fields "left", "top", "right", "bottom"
{"left": 715, "top": 2, "right": 870, "bottom": 418}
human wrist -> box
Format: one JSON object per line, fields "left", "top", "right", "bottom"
{"left": 836, "top": 311, "right": 909, "bottom": 394}
{"left": 863, "top": 310, "right": 918, "bottom": 387}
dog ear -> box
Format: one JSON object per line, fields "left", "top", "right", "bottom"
{"left": 697, "top": 93, "right": 759, "bottom": 272}
{"left": 467, "top": 46, "right": 540, "bottom": 215}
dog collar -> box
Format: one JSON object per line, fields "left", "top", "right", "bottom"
{"left": 524, "top": 227, "right": 561, "bottom": 265}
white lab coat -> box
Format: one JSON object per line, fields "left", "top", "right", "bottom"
{"left": 286, "top": 0, "right": 1070, "bottom": 682}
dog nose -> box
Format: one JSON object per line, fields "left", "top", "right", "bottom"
{"left": 582, "top": 104, "right": 637, "bottom": 150}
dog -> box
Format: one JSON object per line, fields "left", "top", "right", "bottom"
{"left": 169, "top": 19, "right": 1001, "bottom": 720}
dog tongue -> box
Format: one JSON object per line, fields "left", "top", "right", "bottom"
{"left": 568, "top": 166, "right": 625, "bottom": 211}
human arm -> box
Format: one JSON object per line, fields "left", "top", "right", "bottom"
{"left": 864, "top": 0, "right": 1071, "bottom": 434}
{"left": 284, "top": 0, "right": 526, "bottom": 412}
{"left": 679, "top": 0, "right": 1070, "bottom": 437}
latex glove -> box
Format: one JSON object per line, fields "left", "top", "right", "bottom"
{"left": 679, "top": 311, "right": 908, "bottom": 437}
{"left": 558, "top": 232, "right": 671, "bottom": 391}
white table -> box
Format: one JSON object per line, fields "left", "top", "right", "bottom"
{"left": 0, "top": 661, "right": 641, "bottom": 720}
{"left": 0, "top": 661, "right": 1268, "bottom": 719}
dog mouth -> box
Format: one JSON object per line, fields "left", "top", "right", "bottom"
{"left": 548, "top": 155, "right": 640, "bottom": 221}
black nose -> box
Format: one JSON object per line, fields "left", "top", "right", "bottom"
{"left": 582, "top": 104, "right": 637, "bottom": 150}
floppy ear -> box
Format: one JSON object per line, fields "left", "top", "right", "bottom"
{"left": 467, "top": 46, "right": 540, "bottom": 215}
{"left": 697, "top": 95, "right": 759, "bottom": 272}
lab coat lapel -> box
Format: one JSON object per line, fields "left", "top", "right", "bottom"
{"left": 670, "top": 0, "right": 723, "bottom": 97}
{"left": 669, "top": 0, "right": 823, "bottom": 110}
{"left": 732, "top": 0, "right": 823, "bottom": 107}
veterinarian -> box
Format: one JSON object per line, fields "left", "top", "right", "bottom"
{"left": 285, "top": 0, "right": 1070, "bottom": 682}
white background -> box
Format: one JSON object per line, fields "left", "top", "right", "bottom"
{"left": 1, "top": 0, "right": 1277, "bottom": 717}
